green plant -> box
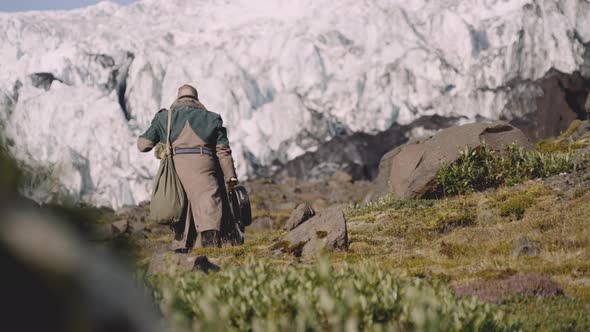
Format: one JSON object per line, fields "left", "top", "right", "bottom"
{"left": 497, "top": 195, "right": 535, "bottom": 220}
{"left": 345, "top": 194, "right": 433, "bottom": 219}
{"left": 436, "top": 145, "right": 576, "bottom": 196}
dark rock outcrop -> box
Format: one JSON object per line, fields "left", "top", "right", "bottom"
{"left": 513, "top": 69, "right": 590, "bottom": 141}
{"left": 274, "top": 115, "right": 462, "bottom": 181}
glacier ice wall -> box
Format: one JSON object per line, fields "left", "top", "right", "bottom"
{"left": 1, "top": 0, "right": 590, "bottom": 207}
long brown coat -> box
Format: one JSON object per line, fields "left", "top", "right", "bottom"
{"left": 138, "top": 97, "right": 237, "bottom": 249}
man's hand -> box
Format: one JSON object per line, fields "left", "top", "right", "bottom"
{"left": 227, "top": 177, "right": 238, "bottom": 191}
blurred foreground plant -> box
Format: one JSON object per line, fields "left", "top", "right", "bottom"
{"left": 148, "top": 260, "right": 519, "bottom": 331}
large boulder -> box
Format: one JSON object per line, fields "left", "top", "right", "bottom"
{"left": 375, "top": 122, "right": 533, "bottom": 199}
{"left": 366, "top": 137, "right": 427, "bottom": 201}
{"left": 279, "top": 207, "right": 348, "bottom": 258}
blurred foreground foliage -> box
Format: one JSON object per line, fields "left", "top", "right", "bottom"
{"left": 149, "top": 261, "right": 518, "bottom": 332}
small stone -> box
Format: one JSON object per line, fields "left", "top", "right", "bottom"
{"left": 111, "top": 220, "right": 128, "bottom": 235}
{"left": 284, "top": 203, "right": 315, "bottom": 231}
{"left": 280, "top": 206, "right": 348, "bottom": 258}
{"left": 192, "top": 256, "right": 220, "bottom": 274}
{"left": 513, "top": 237, "right": 541, "bottom": 257}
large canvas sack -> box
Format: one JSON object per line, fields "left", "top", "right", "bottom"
{"left": 149, "top": 108, "right": 185, "bottom": 223}
{"left": 149, "top": 154, "right": 185, "bottom": 222}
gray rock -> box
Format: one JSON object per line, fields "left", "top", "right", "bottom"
{"left": 513, "top": 237, "right": 541, "bottom": 257}
{"left": 284, "top": 204, "right": 315, "bottom": 231}
{"left": 280, "top": 206, "right": 348, "bottom": 258}
{"left": 111, "top": 220, "right": 128, "bottom": 235}
{"left": 365, "top": 137, "right": 426, "bottom": 202}
{"left": 377, "top": 122, "right": 533, "bottom": 199}
{"left": 146, "top": 252, "right": 196, "bottom": 276}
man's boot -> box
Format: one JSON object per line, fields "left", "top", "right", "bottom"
{"left": 201, "top": 230, "right": 220, "bottom": 248}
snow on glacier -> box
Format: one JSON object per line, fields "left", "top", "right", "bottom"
{"left": 0, "top": 0, "right": 589, "bottom": 208}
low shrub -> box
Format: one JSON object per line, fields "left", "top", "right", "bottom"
{"left": 149, "top": 261, "right": 519, "bottom": 331}
{"left": 427, "top": 209, "right": 477, "bottom": 233}
{"left": 497, "top": 195, "right": 535, "bottom": 220}
{"left": 345, "top": 194, "right": 432, "bottom": 219}
{"left": 436, "top": 145, "right": 576, "bottom": 196}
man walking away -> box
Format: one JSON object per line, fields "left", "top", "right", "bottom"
{"left": 137, "top": 84, "right": 239, "bottom": 251}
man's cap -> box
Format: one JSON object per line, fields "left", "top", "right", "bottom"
{"left": 177, "top": 84, "right": 198, "bottom": 100}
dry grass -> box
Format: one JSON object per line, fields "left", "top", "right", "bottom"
{"left": 204, "top": 179, "right": 590, "bottom": 303}
{"left": 342, "top": 181, "right": 590, "bottom": 302}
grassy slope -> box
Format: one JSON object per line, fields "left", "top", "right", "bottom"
{"left": 133, "top": 123, "right": 590, "bottom": 331}
{"left": 344, "top": 183, "right": 590, "bottom": 331}
{"left": 153, "top": 178, "right": 588, "bottom": 331}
